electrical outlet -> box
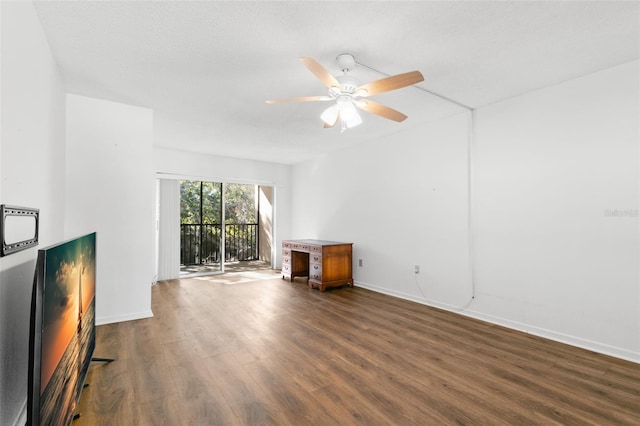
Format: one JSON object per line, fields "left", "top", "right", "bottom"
{"left": 414, "top": 265, "right": 420, "bottom": 274}
{"left": 358, "top": 258, "right": 363, "bottom": 267}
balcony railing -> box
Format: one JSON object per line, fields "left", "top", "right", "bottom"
{"left": 180, "top": 223, "right": 258, "bottom": 265}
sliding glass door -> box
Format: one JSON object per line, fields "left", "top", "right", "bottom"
{"left": 180, "top": 180, "right": 223, "bottom": 274}
{"left": 224, "top": 183, "right": 259, "bottom": 264}
{"left": 176, "top": 180, "right": 267, "bottom": 276}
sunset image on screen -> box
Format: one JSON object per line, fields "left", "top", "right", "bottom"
{"left": 39, "top": 234, "right": 96, "bottom": 394}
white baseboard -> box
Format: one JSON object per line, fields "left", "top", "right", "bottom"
{"left": 354, "top": 280, "right": 639, "bottom": 364}
{"left": 96, "top": 310, "right": 154, "bottom": 326}
{"left": 460, "top": 309, "right": 640, "bottom": 364}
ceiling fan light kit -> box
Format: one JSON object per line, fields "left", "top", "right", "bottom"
{"left": 321, "top": 98, "right": 362, "bottom": 132}
{"left": 266, "top": 53, "right": 424, "bottom": 132}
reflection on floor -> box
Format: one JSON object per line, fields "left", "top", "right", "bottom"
{"left": 191, "top": 261, "right": 280, "bottom": 285}
{"left": 180, "top": 260, "right": 273, "bottom": 278}
{"left": 180, "top": 264, "right": 222, "bottom": 276}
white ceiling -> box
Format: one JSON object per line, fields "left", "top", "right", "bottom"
{"left": 33, "top": 1, "right": 639, "bottom": 165}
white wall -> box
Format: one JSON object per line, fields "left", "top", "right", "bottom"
{"left": 66, "top": 94, "right": 155, "bottom": 325}
{"left": 471, "top": 61, "right": 639, "bottom": 361}
{"left": 292, "top": 112, "right": 473, "bottom": 308}
{"left": 0, "top": 2, "right": 66, "bottom": 425}
{"left": 153, "top": 147, "right": 292, "bottom": 270}
{"left": 291, "top": 61, "right": 639, "bottom": 362}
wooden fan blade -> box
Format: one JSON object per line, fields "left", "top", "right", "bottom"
{"left": 356, "top": 99, "right": 408, "bottom": 122}
{"left": 356, "top": 71, "right": 424, "bottom": 97}
{"left": 300, "top": 57, "right": 342, "bottom": 89}
{"left": 266, "top": 96, "right": 333, "bottom": 104}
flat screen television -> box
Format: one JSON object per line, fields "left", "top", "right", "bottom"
{"left": 28, "top": 232, "right": 96, "bottom": 426}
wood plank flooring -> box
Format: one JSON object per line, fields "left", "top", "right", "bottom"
{"left": 76, "top": 270, "right": 640, "bottom": 425}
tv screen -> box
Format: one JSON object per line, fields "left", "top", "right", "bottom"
{"left": 28, "top": 232, "right": 96, "bottom": 426}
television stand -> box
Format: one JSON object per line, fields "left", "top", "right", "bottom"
{"left": 72, "top": 357, "right": 116, "bottom": 421}
{"left": 91, "top": 357, "right": 114, "bottom": 363}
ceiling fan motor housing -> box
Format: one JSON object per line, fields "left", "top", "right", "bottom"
{"left": 336, "top": 53, "right": 356, "bottom": 72}
{"left": 335, "top": 54, "right": 361, "bottom": 95}
{"left": 336, "top": 75, "right": 360, "bottom": 94}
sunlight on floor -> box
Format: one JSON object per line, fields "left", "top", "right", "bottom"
{"left": 193, "top": 268, "right": 281, "bottom": 285}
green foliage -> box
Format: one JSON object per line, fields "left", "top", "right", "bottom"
{"left": 225, "top": 183, "right": 256, "bottom": 224}
{"left": 202, "top": 181, "right": 222, "bottom": 224}
{"left": 180, "top": 180, "right": 221, "bottom": 224}
{"left": 180, "top": 180, "right": 258, "bottom": 265}
{"left": 180, "top": 180, "right": 201, "bottom": 224}
{"left": 180, "top": 180, "right": 256, "bottom": 225}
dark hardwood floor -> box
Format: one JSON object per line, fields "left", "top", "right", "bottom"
{"left": 76, "top": 270, "right": 640, "bottom": 425}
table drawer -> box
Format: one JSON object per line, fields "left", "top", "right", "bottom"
{"left": 309, "top": 245, "right": 322, "bottom": 253}
{"left": 282, "top": 248, "right": 291, "bottom": 257}
{"left": 283, "top": 241, "right": 292, "bottom": 248}
{"left": 310, "top": 265, "right": 322, "bottom": 280}
{"left": 282, "top": 256, "right": 290, "bottom": 264}
{"left": 310, "top": 253, "right": 322, "bottom": 264}
{"left": 282, "top": 264, "right": 291, "bottom": 273}
{"left": 292, "top": 243, "right": 310, "bottom": 251}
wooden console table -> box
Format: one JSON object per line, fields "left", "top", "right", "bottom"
{"left": 281, "top": 239, "right": 353, "bottom": 292}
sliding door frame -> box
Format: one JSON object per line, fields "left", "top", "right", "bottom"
{"left": 155, "top": 173, "right": 275, "bottom": 279}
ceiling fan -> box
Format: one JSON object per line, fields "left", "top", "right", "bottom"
{"left": 266, "top": 54, "right": 424, "bottom": 132}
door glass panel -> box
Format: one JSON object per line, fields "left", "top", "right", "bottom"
{"left": 180, "top": 180, "right": 222, "bottom": 274}
{"left": 224, "top": 184, "right": 258, "bottom": 264}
